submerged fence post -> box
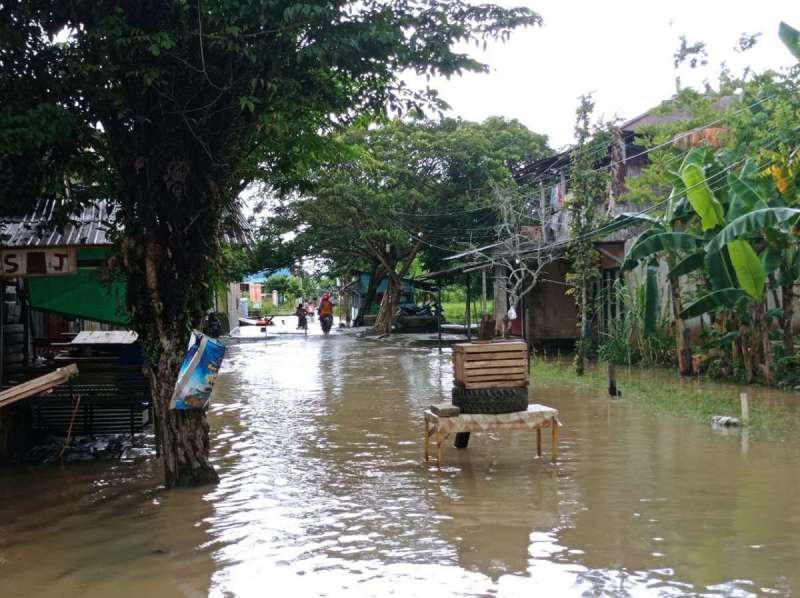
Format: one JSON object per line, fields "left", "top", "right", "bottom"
{"left": 740, "top": 392, "right": 750, "bottom": 427}
{"left": 607, "top": 361, "right": 618, "bottom": 397}
{"left": 437, "top": 282, "right": 443, "bottom": 353}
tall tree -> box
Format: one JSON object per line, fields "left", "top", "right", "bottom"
{"left": 286, "top": 117, "right": 549, "bottom": 334}
{"left": 0, "top": 1, "right": 540, "bottom": 486}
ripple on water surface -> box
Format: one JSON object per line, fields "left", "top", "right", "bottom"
{"left": 2, "top": 335, "right": 800, "bottom": 597}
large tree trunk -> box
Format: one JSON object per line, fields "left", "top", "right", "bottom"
{"left": 574, "top": 283, "right": 588, "bottom": 376}
{"left": 757, "top": 301, "right": 773, "bottom": 386}
{"left": 669, "top": 276, "right": 693, "bottom": 376}
{"left": 370, "top": 238, "right": 423, "bottom": 336}
{"left": 740, "top": 321, "right": 754, "bottom": 384}
{"left": 373, "top": 275, "right": 401, "bottom": 335}
{"left": 135, "top": 240, "right": 219, "bottom": 487}
{"left": 149, "top": 344, "right": 218, "bottom": 487}
{"left": 782, "top": 282, "right": 794, "bottom": 357}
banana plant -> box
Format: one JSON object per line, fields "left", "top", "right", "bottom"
{"left": 622, "top": 146, "right": 800, "bottom": 376}
{"left": 619, "top": 148, "right": 731, "bottom": 374}
{"left": 779, "top": 21, "right": 800, "bottom": 61}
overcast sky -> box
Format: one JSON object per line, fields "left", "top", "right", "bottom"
{"left": 407, "top": 0, "right": 800, "bottom": 150}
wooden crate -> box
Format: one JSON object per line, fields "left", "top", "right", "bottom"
{"left": 453, "top": 341, "right": 529, "bottom": 389}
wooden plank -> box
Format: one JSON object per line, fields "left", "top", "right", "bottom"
{"left": 463, "top": 358, "right": 527, "bottom": 369}
{"left": 453, "top": 351, "right": 465, "bottom": 386}
{"left": 0, "top": 364, "right": 79, "bottom": 408}
{"left": 459, "top": 351, "right": 526, "bottom": 362}
{"left": 465, "top": 366, "right": 527, "bottom": 376}
{"left": 455, "top": 341, "right": 527, "bottom": 353}
{"left": 430, "top": 403, "right": 460, "bottom": 417}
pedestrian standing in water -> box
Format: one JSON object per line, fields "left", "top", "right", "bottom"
{"left": 295, "top": 303, "right": 308, "bottom": 332}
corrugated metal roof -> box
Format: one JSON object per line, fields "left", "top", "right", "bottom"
{"left": 1, "top": 200, "right": 117, "bottom": 248}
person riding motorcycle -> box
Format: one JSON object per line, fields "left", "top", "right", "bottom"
{"left": 318, "top": 292, "right": 334, "bottom": 335}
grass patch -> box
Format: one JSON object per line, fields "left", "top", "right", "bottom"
{"left": 442, "top": 301, "right": 494, "bottom": 325}
{"left": 533, "top": 358, "right": 800, "bottom": 438}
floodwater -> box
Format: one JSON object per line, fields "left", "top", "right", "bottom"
{"left": 2, "top": 323, "right": 800, "bottom": 597}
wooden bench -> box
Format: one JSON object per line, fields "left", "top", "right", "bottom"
{"left": 424, "top": 404, "right": 560, "bottom": 466}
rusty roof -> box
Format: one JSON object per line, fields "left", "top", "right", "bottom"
{"left": 1, "top": 200, "right": 117, "bottom": 248}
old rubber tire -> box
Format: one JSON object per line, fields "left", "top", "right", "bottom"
{"left": 451, "top": 386, "right": 529, "bottom": 414}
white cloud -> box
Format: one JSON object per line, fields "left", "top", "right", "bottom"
{"left": 405, "top": 0, "right": 800, "bottom": 148}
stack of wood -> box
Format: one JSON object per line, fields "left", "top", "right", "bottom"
{"left": 0, "top": 364, "right": 79, "bottom": 409}
{"left": 453, "top": 341, "right": 528, "bottom": 389}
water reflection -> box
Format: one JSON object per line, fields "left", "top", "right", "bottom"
{"left": 2, "top": 335, "right": 800, "bottom": 597}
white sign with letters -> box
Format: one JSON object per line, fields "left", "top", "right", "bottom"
{"left": 0, "top": 248, "right": 77, "bottom": 277}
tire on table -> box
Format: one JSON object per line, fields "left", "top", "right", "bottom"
{"left": 451, "top": 386, "right": 529, "bottom": 414}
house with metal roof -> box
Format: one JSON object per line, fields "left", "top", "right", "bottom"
{"left": 441, "top": 98, "right": 734, "bottom": 348}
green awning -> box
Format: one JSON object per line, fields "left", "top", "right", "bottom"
{"left": 26, "top": 248, "right": 128, "bottom": 325}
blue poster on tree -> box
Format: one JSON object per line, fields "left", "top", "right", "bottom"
{"left": 169, "top": 331, "right": 226, "bottom": 410}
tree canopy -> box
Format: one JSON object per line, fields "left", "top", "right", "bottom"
{"left": 0, "top": 0, "right": 541, "bottom": 486}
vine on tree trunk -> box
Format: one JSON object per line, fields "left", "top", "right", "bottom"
{"left": 566, "top": 95, "right": 610, "bottom": 376}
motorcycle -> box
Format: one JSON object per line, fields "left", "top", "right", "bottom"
{"left": 320, "top": 315, "right": 333, "bottom": 335}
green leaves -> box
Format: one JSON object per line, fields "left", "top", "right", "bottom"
{"left": 705, "top": 208, "right": 800, "bottom": 253}
{"left": 726, "top": 173, "right": 767, "bottom": 220}
{"left": 779, "top": 21, "right": 800, "bottom": 61}
{"left": 727, "top": 239, "right": 766, "bottom": 298}
{"left": 668, "top": 252, "right": 705, "bottom": 279}
{"left": 680, "top": 289, "right": 747, "bottom": 319}
{"left": 705, "top": 247, "right": 736, "bottom": 291}
{"left": 624, "top": 232, "right": 704, "bottom": 269}
{"left": 681, "top": 163, "right": 724, "bottom": 230}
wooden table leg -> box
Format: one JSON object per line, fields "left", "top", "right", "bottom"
{"left": 551, "top": 418, "right": 559, "bottom": 462}
{"left": 437, "top": 433, "right": 446, "bottom": 467}
{"left": 424, "top": 418, "right": 431, "bottom": 462}
{"left": 536, "top": 427, "right": 542, "bottom": 458}
{"left": 454, "top": 432, "right": 470, "bottom": 449}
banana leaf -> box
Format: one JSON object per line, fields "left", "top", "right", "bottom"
{"left": 601, "top": 212, "right": 661, "bottom": 238}
{"left": 624, "top": 232, "right": 704, "bottom": 269}
{"left": 680, "top": 147, "right": 712, "bottom": 170}
{"left": 705, "top": 246, "right": 737, "bottom": 291}
{"left": 669, "top": 252, "right": 705, "bottom": 279}
{"left": 726, "top": 173, "right": 767, "bottom": 220}
{"left": 727, "top": 239, "right": 766, "bottom": 299}
{"left": 717, "top": 330, "right": 741, "bottom": 347}
{"left": 669, "top": 196, "right": 695, "bottom": 225}
{"left": 760, "top": 245, "right": 783, "bottom": 275}
{"left": 622, "top": 228, "right": 662, "bottom": 270}
{"left": 644, "top": 265, "right": 658, "bottom": 336}
{"left": 705, "top": 207, "right": 800, "bottom": 254}
{"left": 680, "top": 288, "right": 747, "bottom": 319}
{"left": 682, "top": 163, "right": 725, "bottom": 231}
{"left": 780, "top": 21, "right": 800, "bottom": 61}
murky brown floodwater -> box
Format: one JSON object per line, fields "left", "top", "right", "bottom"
{"left": 3, "top": 328, "right": 800, "bottom": 597}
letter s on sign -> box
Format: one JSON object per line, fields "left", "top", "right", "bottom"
{"left": 3, "top": 253, "right": 20, "bottom": 275}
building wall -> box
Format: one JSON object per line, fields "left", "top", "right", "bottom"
{"left": 526, "top": 260, "right": 578, "bottom": 341}
{"left": 248, "top": 283, "right": 263, "bottom": 306}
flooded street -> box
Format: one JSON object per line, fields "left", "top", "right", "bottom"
{"left": 2, "top": 332, "right": 800, "bottom": 597}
